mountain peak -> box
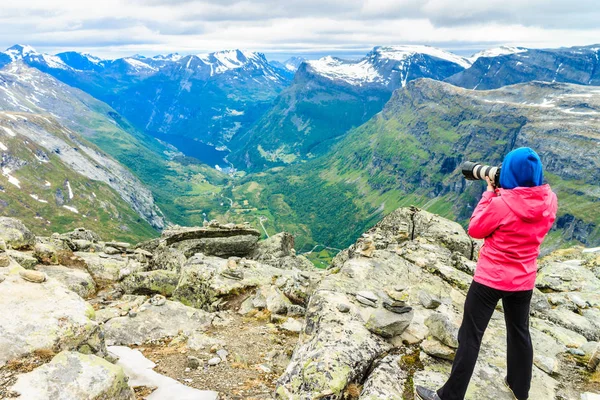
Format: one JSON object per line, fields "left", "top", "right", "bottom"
{"left": 469, "top": 46, "right": 528, "bottom": 61}
{"left": 371, "top": 45, "right": 471, "bottom": 69}
{"left": 5, "top": 44, "right": 39, "bottom": 60}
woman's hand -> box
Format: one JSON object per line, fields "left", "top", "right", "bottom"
{"left": 485, "top": 176, "right": 495, "bottom": 192}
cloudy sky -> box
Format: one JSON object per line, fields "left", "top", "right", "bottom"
{"left": 1, "top": 0, "right": 599, "bottom": 60}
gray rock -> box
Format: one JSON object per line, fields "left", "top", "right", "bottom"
{"left": 382, "top": 300, "right": 412, "bottom": 314}
{"left": 106, "top": 242, "right": 131, "bottom": 251}
{"left": 364, "top": 308, "right": 413, "bottom": 338}
{"left": 103, "top": 299, "right": 213, "bottom": 346}
{"left": 0, "top": 274, "right": 104, "bottom": 367}
{"left": 356, "top": 290, "right": 378, "bottom": 302}
{"left": 9, "top": 351, "right": 134, "bottom": 400}
{"left": 281, "top": 318, "right": 303, "bottom": 333}
{"left": 251, "top": 232, "right": 295, "bottom": 260}
{"left": 0, "top": 239, "right": 7, "bottom": 252}
{"left": 0, "top": 274, "right": 5, "bottom": 283}
{"left": 412, "top": 209, "right": 473, "bottom": 259}
{"left": 104, "top": 246, "right": 122, "bottom": 255}
{"left": 216, "top": 349, "right": 229, "bottom": 361}
{"left": 61, "top": 227, "right": 100, "bottom": 243}
{"left": 162, "top": 225, "right": 261, "bottom": 258}
{"left": 187, "top": 355, "right": 201, "bottom": 369}
{"left": 76, "top": 252, "right": 143, "bottom": 284}
{"left": 421, "top": 338, "right": 456, "bottom": 361}
{"left": 0, "top": 253, "right": 10, "bottom": 268}
{"left": 149, "top": 294, "right": 167, "bottom": 306}
{"left": 419, "top": 290, "right": 442, "bottom": 309}
{"left": 0, "top": 217, "right": 35, "bottom": 250}
{"left": 425, "top": 312, "right": 460, "bottom": 348}
{"left": 187, "top": 333, "right": 225, "bottom": 351}
{"left": 72, "top": 239, "right": 92, "bottom": 251}
{"left": 359, "top": 355, "right": 406, "bottom": 400}
{"left": 7, "top": 250, "right": 38, "bottom": 269}
{"left": 588, "top": 343, "right": 600, "bottom": 371}
{"left": 356, "top": 295, "right": 377, "bottom": 307}
{"left": 33, "top": 242, "right": 59, "bottom": 262}
{"left": 173, "top": 254, "right": 313, "bottom": 311}
{"left": 208, "top": 357, "right": 221, "bottom": 366}
{"left": 149, "top": 245, "right": 187, "bottom": 273}
{"left": 36, "top": 265, "right": 96, "bottom": 298}
{"left": 120, "top": 270, "right": 179, "bottom": 296}
{"left": 337, "top": 303, "right": 351, "bottom": 313}
{"left": 19, "top": 269, "right": 46, "bottom": 283}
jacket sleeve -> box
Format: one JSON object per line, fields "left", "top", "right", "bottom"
{"left": 468, "top": 191, "right": 504, "bottom": 239}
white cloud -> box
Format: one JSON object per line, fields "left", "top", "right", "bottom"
{"left": 0, "top": 0, "right": 599, "bottom": 59}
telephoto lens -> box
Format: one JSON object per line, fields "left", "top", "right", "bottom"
{"left": 461, "top": 161, "right": 501, "bottom": 188}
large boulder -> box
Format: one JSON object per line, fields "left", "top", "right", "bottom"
{"left": 251, "top": 232, "right": 295, "bottom": 261}
{"left": 120, "top": 270, "right": 179, "bottom": 296}
{"left": 76, "top": 252, "right": 142, "bottom": 285}
{"left": 149, "top": 245, "right": 187, "bottom": 272}
{"left": 103, "top": 298, "right": 213, "bottom": 345}
{"left": 35, "top": 265, "right": 96, "bottom": 299}
{"left": 173, "top": 254, "right": 318, "bottom": 311}
{"left": 9, "top": 351, "right": 134, "bottom": 400}
{"left": 162, "top": 224, "right": 261, "bottom": 258}
{"left": 0, "top": 271, "right": 105, "bottom": 367}
{"left": 0, "top": 217, "right": 35, "bottom": 250}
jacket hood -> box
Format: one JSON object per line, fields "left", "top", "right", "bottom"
{"left": 499, "top": 184, "right": 557, "bottom": 223}
{"left": 499, "top": 147, "right": 544, "bottom": 189}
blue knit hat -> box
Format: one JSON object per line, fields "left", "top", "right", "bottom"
{"left": 499, "top": 147, "right": 544, "bottom": 189}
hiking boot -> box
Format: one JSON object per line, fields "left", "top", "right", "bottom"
{"left": 415, "top": 386, "right": 442, "bottom": 400}
{"left": 504, "top": 377, "right": 527, "bottom": 400}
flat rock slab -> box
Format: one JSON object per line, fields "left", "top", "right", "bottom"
{"left": 36, "top": 265, "right": 96, "bottom": 298}
{"left": 76, "top": 252, "right": 142, "bottom": 284}
{"left": 10, "top": 351, "right": 134, "bottom": 400}
{"left": 0, "top": 273, "right": 102, "bottom": 367}
{"left": 109, "top": 346, "right": 219, "bottom": 400}
{"left": 162, "top": 226, "right": 260, "bottom": 244}
{"left": 103, "top": 299, "right": 213, "bottom": 345}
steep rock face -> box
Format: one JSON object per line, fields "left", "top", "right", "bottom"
{"left": 276, "top": 207, "right": 596, "bottom": 399}
{"left": 447, "top": 44, "right": 600, "bottom": 90}
{"left": 230, "top": 46, "right": 468, "bottom": 170}
{"left": 0, "top": 63, "right": 165, "bottom": 238}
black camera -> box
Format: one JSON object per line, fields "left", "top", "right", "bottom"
{"left": 461, "top": 161, "right": 501, "bottom": 188}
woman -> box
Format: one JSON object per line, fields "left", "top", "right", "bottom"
{"left": 416, "top": 147, "right": 558, "bottom": 400}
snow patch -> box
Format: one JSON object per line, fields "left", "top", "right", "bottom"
{"left": 30, "top": 194, "right": 48, "bottom": 203}
{"left": 2, "top": 167, "right": 20, "bottom": 188}
{"left": 1, "top": 126, "right": 17, "bottom": 137}
{"left": 375, "top": 45, "right": 471, "bottom": 69}
{"left": 42, "top": 54, "right": 69, "bottom": 70}
{"left": 308, "top": 56, "right": 380, "bottom": 85}
{"left": 44, "top": 181, "right": 51, "bottom": 187}
{"left": 0, "top": 141, "right": 7, "bottom": 151}
{"left": 65, "top": 180, "right": 74, "bottom": 199}
{"left": 470, "top": 46, "right": 528, "bottom": 61}
{"left": 108, "top": 346, "right": 219, "bottom": 400}
{"left": 124, "top": 58, "right": 157, "bottom": 72}
{"left": 62, "top": 205, "right": 79, "bottom": 213}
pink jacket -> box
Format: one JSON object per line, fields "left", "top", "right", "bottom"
{"left": 469, "top": 184, "right": 558, "bottom": 291}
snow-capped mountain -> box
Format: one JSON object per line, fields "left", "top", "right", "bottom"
{"left": 230, "top": 45, "right": 470, "bottom": 170}
{"left": 270, "top": 56, "right": 306, "bottom": 73}
{"left": 469, "top": 46, "right": 528, "bottom": 62}
{"left": 304, "top": 45, "right": 470, "bottom": 88}
{"left": 0, "top": 45, "right": 292, "bottom": 150}
{"left": 448, "top": 44, "right": 600, "bottom": 89}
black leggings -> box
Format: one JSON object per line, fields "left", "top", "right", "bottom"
{"left": 437, "top": 281, "right": 533, "bottom": 400}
